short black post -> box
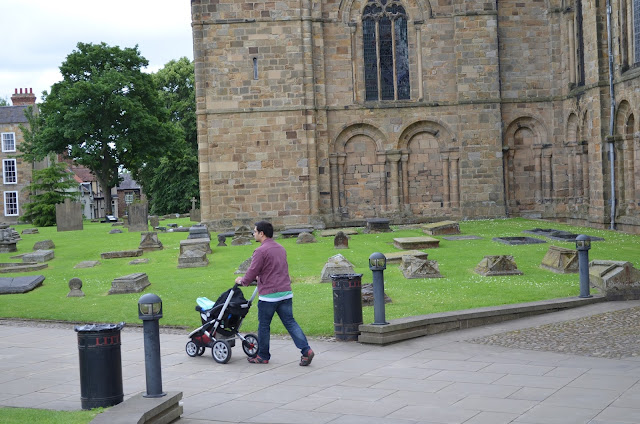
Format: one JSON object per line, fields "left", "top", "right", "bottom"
{"left": 138, "top": 293, "right": 166, "bottom": 398}
{"left": 575, "top": 235, "right": 592, "bottom": 298}
{"left": 369, "top": 252, "right": 388, "bottom": 325}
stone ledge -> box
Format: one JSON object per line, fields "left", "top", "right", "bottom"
{"left": 358, "top": 296, "right": 606, "bottom": 345}
{"left": 90, "top": 391, "right": 182, "bottom": 424}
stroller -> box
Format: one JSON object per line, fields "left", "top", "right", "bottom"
{"left": 186, "top": 283, "right": 259, "bottom": 363}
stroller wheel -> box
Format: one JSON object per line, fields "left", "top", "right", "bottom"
{"left": 185, "top": 340, "right": 199, "bottom": 357}
{"left": 197, "top": 347, "right": 205, "bottom": 356}
{"left": 242, "top": 333, "right": 259, "bottom": 358}
{"left": 212, "top": 340, "right": 232, "bottom": 364}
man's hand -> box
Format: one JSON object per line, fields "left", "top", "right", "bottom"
{"left": 235, "top": 276, "right": 243, "bottom": 285}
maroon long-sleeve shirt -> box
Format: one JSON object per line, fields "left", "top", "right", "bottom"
{"left": 239, "top": 238, "right": 292, "bottom": 296}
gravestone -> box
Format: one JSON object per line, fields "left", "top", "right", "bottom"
{"left": 474, "top": 255, "right": 523, "bottom": 276}
{"left": 129, "top": 258, "right": 149, "bottom": 265}
{"left": 422, "top": 220, "right": 460, "bottom": 236}
{"left": 231, "top": 225, "right": 253, "bottom": 246}
{"left": 101, "top": 249, "right": 143, "bottom": 259}
{"left": 189, "top": 197, "right": 201, "bottom": 222}
{"left": 361, "top": 283, "right": 392, "bottom": 307}
{"left": 67, "top": 277, "right": 84, "bottom": 297}
{"left": 74, "top": 261, "right": 100, "bottom": 269}
{"left": 22, "top": 228, "right": 38, "bottom": 235}
{"left": 180, "top": 238, "right": 211, "bottom": 254}
{"left": 149, "top": 216, "right": 160, "bottom": 228}
{"left": 281, "top": 227, "right": 314, "bottom": 238}
{"left": 540, "top": 246, "right": 579, "bottom": 274}
{"left": 109, "top": 229, "right": 123, "bottom": 234}
{"left": 399, "top": 255, "right": 443, "bottom": 279}
{"left": 22, "top": 250, "right": 54, "bottom": 263}
{"left": 108, "top": 273, "right": 150, "bottom": 294}
{"left": 188, "top": 224, "right": 210, "bottom": 240}
{"left": 393, "top": 236, "right": 440, "bottom": 250}
{"left": 33, "top": 240, "right": 55, "bottom": 250}
{"left": 384, "top": 250, "right": 429, "bottom": 264}
{"left": 493, "top": 236, "right": 546, "bottom": 245}
{"left": 363, "top": 218, "right": 391, "bottom": 233}
{"left": 235, "top": 257, "right": 252, "bottom": 274}
{"left": 320, "top": 254, "right": 355, "bottom": 282}
{"left": 139, "top": 232, "right": 163, "bottom": 252}
{"left": 55, "top": 198, "right": 83, "bottom": 232}
{"left": 178, "top": 249, "right": 208, "bottom": 268}
{"left": 127, "top": 202, "right": 149, "bottom": 232}
{"left": 0, "top": 275, "right": 45, "bottom": 294}
{"left": 0, "top": 262, "right": 48, "bottom": 273}
{"left": 334, "top": 231, "right": 349, "bottom": 249}
{"left": 443, "top": 235, "right": 483, "bottom": 241}
{"left": 589, "top": 260, "right": 640, "bottom": 300}
{"left": 217, "top": 234, "right": 227, "bottom": 247}
{"left": 321, "top": 228, "right": 358, "bottom": 237}
{"left": 297, "top": 232, "right": 316, "bottom": 244}
{"left": 0, "top": 226, "right": 17, "bottom": 253}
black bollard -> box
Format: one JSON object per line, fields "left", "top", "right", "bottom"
{"left": 575, "top": 235, "right": 592, "bottom": 298}
{"left": 369, "top": 252, "right": 389, "bottom": 325}
{"left": 138, "top": 293, "right": 166, "bottom": 398}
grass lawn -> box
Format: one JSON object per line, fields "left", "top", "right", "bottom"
{"left": 0, "top": 407, "right": 98, "bottom": 424}
{"left": 0, "top": 217, "right": 638, "bottom": 337}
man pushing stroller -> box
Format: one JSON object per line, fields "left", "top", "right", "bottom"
{"left": 235, "top": 221, "right": 315, "bottom": 366}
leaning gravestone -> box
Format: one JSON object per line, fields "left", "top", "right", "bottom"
{"left": 334, "top": 231, "right": 349, "bottom": 249}
{"left": 361, "top": 283, "right": 392, "bottom": 306}
{"left": 474, "top": 255, "right": 523, "bottom": 276}
{"left": 399, "top": 255, "right": 443, "bottom": 279}
{"left": 540, "top": 246, "right": 578, "bottom": 274}
{"left": 149, "top": 215, "right": 160, "bottom": 228}
{"left": 33, "top": 240, "right": 55, "bottom": 250}
{"left": 108, "top": 273, "right": 150, "bottom": 294}
{"left": 232, "top": 225, "right": 253, "bottom": 245}
{"left": 297, "top": 232, "right": 316, "bottom": 244}
{"left": 139, "top": 232, "right": 163, "bottom": 252}
{"left": 235, "top": 257, "right": 252, "bottom": 274}
{"left": 67, "top": 277, "right": 85, "bottom": 297}
{"left": 56, "top": 198, "right": 83, "bottom": 232}
{"left": 127, "top": 202, "right": 149, "bottom": 232}
{"left": 320, "top": 254, "right": 355, "bottom": 282}
{"left": 589, "top": 260, "right": 640, "bottom": 300}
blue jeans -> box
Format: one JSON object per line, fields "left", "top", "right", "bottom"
{"left": 257, "top": 298, "right": 310, "bottom": 360}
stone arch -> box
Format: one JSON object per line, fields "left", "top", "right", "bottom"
{"left": 339, "top": 0, "right": 430, "bottom": 23}
{"left": 567, "top": 113, "right": 579, "bottom": 142}
{"left": 332, "top": 123, "right": 386, "bottom": 154}
{"left": 614, "top": 100, "right": 636, "bottom": 211}
{"left": 503, "top": 116, "right": 550, "bottom": 214}
{"left": 396, "top": 120, "right": 458, "bottom": 211}
{"left": 616, "top": 100, "right": 633, "bottom": 136}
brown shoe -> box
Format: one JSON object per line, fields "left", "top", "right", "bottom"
{"left": 247, "top": 356, "right": 269, "bottom": 364}
{"left": 300, "top": 349, "right": 314, "bottom": 366}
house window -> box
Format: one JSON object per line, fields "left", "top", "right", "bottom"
{"left": 4, "top": 191, "right": 18, "bottom": 216}
{"left": 1, "top": 133, "right": 16, "bottom": 152}
{"left": 2, "top": 159, "right": 17, "bottom": 184}
{"left": 125, "top": 193, "right": 134, "bottom": 205}
{"left": 363, "top": 0, "right": 410, "bottom": 101}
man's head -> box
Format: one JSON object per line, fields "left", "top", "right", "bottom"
{"left": 253, "top": 220, "right": 274, "bottom": 241}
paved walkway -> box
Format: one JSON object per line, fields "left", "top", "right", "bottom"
{"left": 1, "top": 300, "right": 640, "bottom": 424}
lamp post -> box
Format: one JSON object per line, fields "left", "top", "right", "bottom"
{"left": 138, "top": 293, "right": 166, "bottom": 398}
{"left": 575, "top": 235, "right": 592, "bottom": 298}
{"left": 369, "top": 252, "right": 388, "bottom": 325}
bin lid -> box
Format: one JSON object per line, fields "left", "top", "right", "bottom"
{"left": 75, "top": 322, "right": 126, "bottom": 332}
{"left": 329, "top": 273, "right": 363, "bottom": 279}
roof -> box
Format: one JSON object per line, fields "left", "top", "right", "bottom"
{"left": 0, "top": 106, "right": 29, "bottom": 124}
{"left": 69, "top": 166, "right": 96, "bottom": 183}
{"left": 117, "top": 173, "right": 141, "bottom": 190}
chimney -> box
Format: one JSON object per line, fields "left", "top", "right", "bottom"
{"left": 11, "top": 88, "right": 37, "bottom": 106}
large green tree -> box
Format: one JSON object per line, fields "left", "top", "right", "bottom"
{"left": 20, "top": 160, "right": 78, "bottom": 227}
{"left": 139, "top": 57, "right": 198, "bottom": 214}
{"left": 27, "top": 42, "right": 176, "bottom": 214}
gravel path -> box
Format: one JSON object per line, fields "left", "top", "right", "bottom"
{"left": 469, "top": 306, "right": 640, "bottom": 359}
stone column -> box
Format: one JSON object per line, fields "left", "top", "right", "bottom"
{"left": 504, "top": 149, "right": 514, "bottom": 206}
{"left": 349, "top": 23, "right": 358, "bottom": 103}
{"left": 543, "top": 149, "right": 553, "bottom": 200}
{"left": 450, "top": 154, "right": 460, "bottom": 208}
{"left": 337, "top": 153, "right": 346, "bottom": 213}
{"left": 441, "top": 153, "right": 450, "bottom": 208}
{"left": 624, "top": 136, "right": 635, "bottom": 210}
{"left": 568, "top": 18, "right": 576, "bottom": 85}
{"left": 377, "top": 152, "right": 388, "bottom": 212}
{"left": 635, "top": 134, "right": 640, "bottom": 206}
{"left": 401, "top": 150, "right": 410, "bottom": 211}
{"left": 387, "top": 151, "right": 402, "bottom": 212}
{"left": 581, "top": 142, "right": 589, "bottom": 202}
{"left": 415, "top": 21, "right": 424, "bottom": 101}
{"left": 329, "top": 154, "right": 340, "bottom": 214}
{"left": 534, "top": 145, "right": 543, "bottom": 203}
{"left": 566, "top": 142, "right": 576, "bottom": 198}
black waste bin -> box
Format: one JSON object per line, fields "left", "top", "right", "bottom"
{"left": 331, "top": 273, "right": 363, "bottom": 341}
{"left": 75, "top": 322, "right": 125, "bottom": 410}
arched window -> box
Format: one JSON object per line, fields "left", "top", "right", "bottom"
{"left": 634, "top": 0, "right": 640, "bottom": 63}
{"left": 363, "top": 0, "right": 410, "bottom": 101}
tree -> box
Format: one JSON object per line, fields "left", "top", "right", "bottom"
{"left": 20, "top": 160, "right": 78, "bottom": 226}
{"left": 138, "top": 57, "right": 198, "bottom": 214}
{"left": 0, "top": 97, "right": 9, "bottom": 106}
{"left": 27, "top": 42, "right": 176, "bottom": 214}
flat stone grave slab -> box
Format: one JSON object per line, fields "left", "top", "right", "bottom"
{"left": 22, "top": 249, "right": 54, "bottom": 263}
{"left": 109, "top": 273, "right": 150, "bottom": 295}
{"left": 280, "top": 228, "right": 314, "bottom": 238}
{"left": 384, "top": 250, "right": 429, "bottom": 264}
{"left": 22, "top": 228, "right": 38, "bottom": 234}
{"left": 492, "top": 236, "right": 546, "bottom": 245}
{"left": 422, "top": 220, "right": 460, "bottom": 236}
{"left": 320, "top": 228, "right": 359, "bottom": 237}
{"left": 129, "top": 258, "right": 149, "bottom": 265}
{"left": 0, "top": 262, "right": 48, "bottom": 273}
{"left": 523, "top": 228, "right": 604, "bottom": 242}
{"left": 180, "top": 238, "right": 211, "bottom": 254}
{"left": 393, "top": 236, "right": 440, "bottom": 250}
{"left": 101, "top": 249, "right": 143, "bottom": 259}
{"left": 0, "top": 275, "right": 45, "bottom": 294}
{"left": 219, "top": 231, "right": 235, "bottom": 238}
{"left": 442, "top": 235, "right": 483, "bottom": 241}
{"left": 364, "top": 218, "right": 392, "bottom": 233}
{"left": 74, "top": 261, "right": 101, "bottom": 269}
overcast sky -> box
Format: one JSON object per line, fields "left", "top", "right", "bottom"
{"left": 1, "top": 0, "right": 193, "bottom": 103}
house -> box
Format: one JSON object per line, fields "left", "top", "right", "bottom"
{"left": 116, "top": 173, "right": 144, "bottom": 218}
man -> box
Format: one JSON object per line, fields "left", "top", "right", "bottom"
{"left": 235, "top": 221, "right": 314, "bottom": 365}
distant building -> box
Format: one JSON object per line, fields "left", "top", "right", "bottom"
{"left": 116, "top": 173, "right": 144, "bottom": 218}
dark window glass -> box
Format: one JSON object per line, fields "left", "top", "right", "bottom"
{"left": 363, "top": 18, "right": 378, "bottom": 101}
{"left": 379, "top": 16, "right": 394, "bottom": 100}
{"left": 395, "top": 16, "right": 410, "bottom": 99}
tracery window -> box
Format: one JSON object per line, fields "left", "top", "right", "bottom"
{"left": 363, "top": 0, "right": 410, "bottom": 101}
{"left": 634, "top": 0, "right": 640, "bottom": 62}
